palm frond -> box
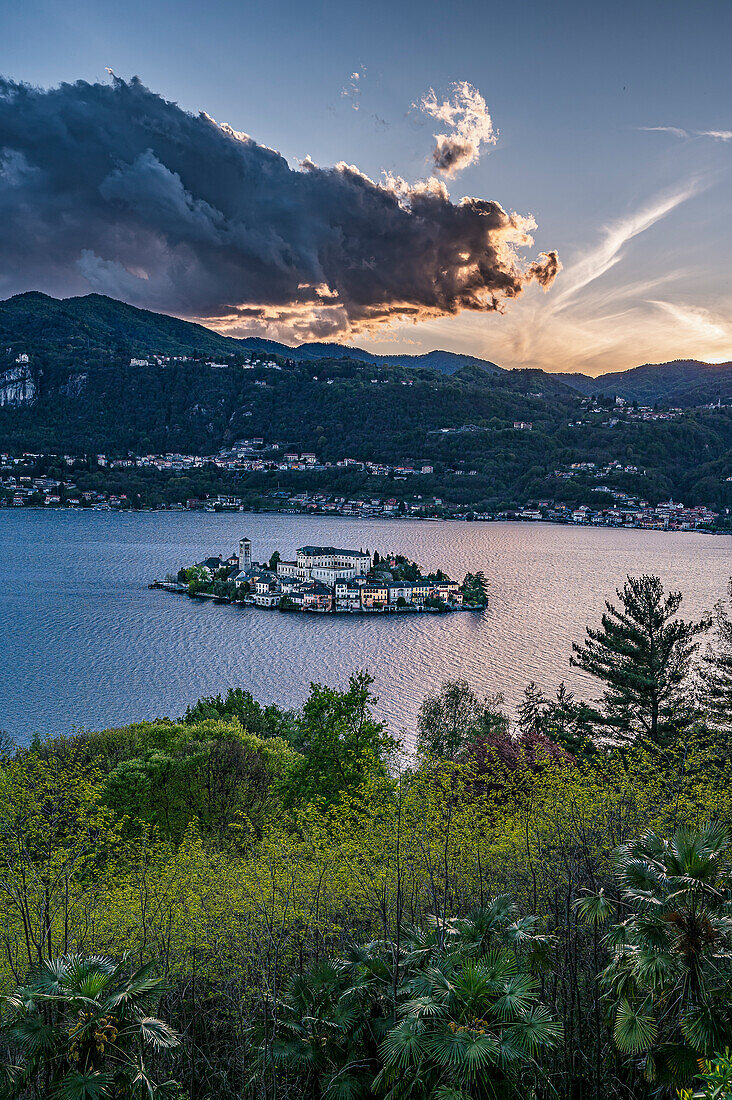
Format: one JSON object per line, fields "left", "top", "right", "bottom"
{"left": 613, "top": 1000, "right": 657, "bottom": 1053}
{"left": 137, "top": 1017, "right": 180, "bottom": 1049}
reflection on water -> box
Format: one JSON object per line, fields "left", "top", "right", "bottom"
{"left": 1, "top": 510, "right": 730, "bottom": 744}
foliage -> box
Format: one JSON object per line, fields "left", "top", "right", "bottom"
{"left": 0, "top": 954, "right": 178, "bottom": 1099}
{"left": 1, "top": 573, "right": 732, "bottom": 1098}
{"left": 577, "top": 824, "right": 732, "bottom": 1089}
{"left": 417, "top": 680, "right": 489, "bottom": 761}
{"left": 101, "top": 719, "right": 298, "bottom": 842}
{"left": 699, "top": 580, "right": 732, "bottom": 745}
{"left": 461, "top": 571, "right": 488, "bottom": 606}
{"left": 279, "top": 672, "right": 397, "bottom": 810}
{"left": 182, "top": 687, "right": 296, "bottom": 741}
{"left": 267, "top": 898, "right": 561, "bottom": 1100}
{"left": 681, "top": 1049, "right": 732, "bottom": 1100}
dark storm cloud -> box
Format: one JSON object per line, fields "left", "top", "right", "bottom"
{"left": 0, "top": 75, "right": 560, "bottom": 337}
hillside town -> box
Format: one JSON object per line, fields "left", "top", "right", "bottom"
{"left": 0, "top": 446, "right": 723, "bottom": 532}
{"left": 153, "top": 539, "right": 487, "bottom": 614}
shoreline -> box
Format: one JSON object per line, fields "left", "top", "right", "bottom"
{"left": 2, "top": 504, "right": 730, "bottom": 537}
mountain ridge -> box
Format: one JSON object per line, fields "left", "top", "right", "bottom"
{"left": 1, "top": 291, "right": 730, "bottom": 404}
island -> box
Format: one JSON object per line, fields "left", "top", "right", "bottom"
{"left": 151, "top": 538, "right": 488, "bottom": 613}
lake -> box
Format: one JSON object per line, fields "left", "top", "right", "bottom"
{"left": 1, "top": 509, "right": 730, "bottom": 745}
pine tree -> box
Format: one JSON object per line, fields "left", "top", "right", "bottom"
{"left": 698, "top": 578, "right": 732, "bottom": 739}
{"left": 545, "top": 682, "right": 595, "bottom": 757}
{"left": 461, "top": 570, "right": 488, "bottom": 606}
{"left": 571, "top": 574, "right": 709, "bottom": 745}
{"left": 516, "top": 681, "right": 548, "bottom": 737}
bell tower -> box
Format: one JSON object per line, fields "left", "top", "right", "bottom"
{"left": 239, "top": 537, "right": 252, "bottom": 571}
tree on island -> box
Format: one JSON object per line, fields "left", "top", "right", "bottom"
{"left": 461, "top": 571, "right": 488, "bottom": 606}
{"left": 571, "top": 574, "right": 710, "bottom": 745}
{"left": 182, "top": 565, "right": 210, "bottom": 596}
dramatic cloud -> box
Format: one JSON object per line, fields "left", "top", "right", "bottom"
{"left": 0, "top": 75, "right": 559, "bottom": 339}
{"left": 418, "top": 82, "right": 497, "bottom": 177}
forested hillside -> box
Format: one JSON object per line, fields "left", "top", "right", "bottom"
{"left": 2, "top": 293, "right": 732, "bottom": 511}
{"left": 0, "top": 291, "right": 242, "bottom": 356}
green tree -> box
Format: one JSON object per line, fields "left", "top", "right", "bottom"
{"left": 517, "top": 682, "right": 548, "bottom": 738}
{"left": 571, "top": 574, "right": 709, "bottom": 745}
{"left": 0, "top": 955, "right": 178, "bottom": 1099}
{"left": 184, "top": 565, "right": 210, "bottom": 596}
{"left": 416, "top": 680, "right": 485, "bottom": 760}
{"left": 102, "top": 720, "right": 297, "bottom": 842}
{"left": 280, "top": 672, "right": 396, "bottom": 809}
{"left": 182, "top": 686, "right": 295, "bottom": 740}
{"left": 461, "top": 571, "right": 488, "bottom": 606}
{"left": 544, "top": 682, "right": 596, "bottom": 757}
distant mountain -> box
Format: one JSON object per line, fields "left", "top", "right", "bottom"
{"left": 2, "top": 291, "right": 731, "bottom": 515}
{"left": 0, "top": 294, "right": 503, "bottom": 375}
{"left": 239, "top": 338, "right": 503, "bottom": 375}
{"left": 1, "top": 292, "right": 730, "bottom": 404}
{"left": 550, "top": 372, "right": 600, "bottom": 396}
{"left": 588, "top": 359, "right": 732, "bottom": 406}
{"left": 0, "top": 291, "right": 243, "bottom": 357}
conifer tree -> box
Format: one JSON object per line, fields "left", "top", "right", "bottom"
{"left": 516, "top": 681, "right": 548, "bottom": 737}
{"left": 545, "top": 682, "right": 595, "bottom": 756}
{"left": 699, "top": 578, "right": 732, "bottom": 739}
{"left": 571, "top": 574, "right": 709, "bottom": 745}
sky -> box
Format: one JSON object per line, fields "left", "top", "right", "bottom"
{"left": 0, "top": 0, "right": 730, "bottom": 375}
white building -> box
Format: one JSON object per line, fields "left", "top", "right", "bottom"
{"left": 278, "top": 546, "right": 371, "bottom": 586}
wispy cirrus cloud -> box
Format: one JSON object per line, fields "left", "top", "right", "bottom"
{"left": 648, "top": 300, "right": 732, "bottom": 350}
{"left": 402, "top": 179, "right": 712, "bottom": 375}
{"left": 548, "top": 182, "right": 701, "bottom": 312}
{"left": 640, "top": 125, "right": 732, "bottom": 143}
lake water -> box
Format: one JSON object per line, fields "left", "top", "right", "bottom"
{"left": 1, "top": 509, "right": 730, "bottom": 745}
